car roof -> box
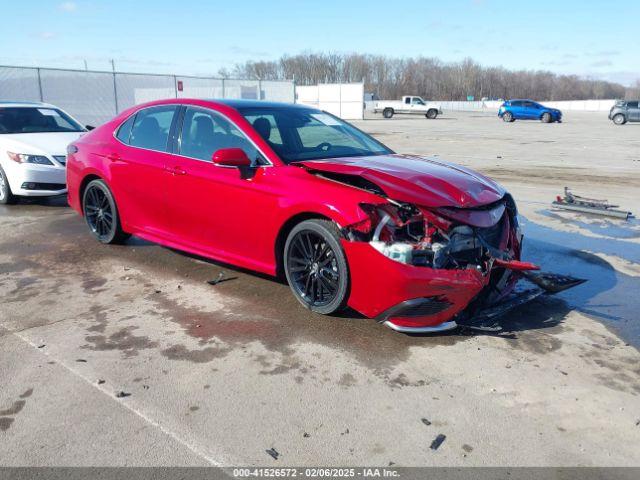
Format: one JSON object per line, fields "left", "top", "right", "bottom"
{"left": 0, "top": 101, "right": 57, "bottom": 108}
{"left": 508, "top": 99, "right": 535, "bottom": 102}
{"left": 209, "top": 99, "right": 314, "bottom": 110}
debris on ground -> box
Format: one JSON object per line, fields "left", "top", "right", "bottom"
{"left": 154, "top": 290, "right": 161, "bottom": 294}
{"left": 97, "top": 379, "right": 105, "bottom": 385}
{"left": 303, "top": 432, "right": 310, "bottom": 438}
{"left": 341, "top": 428, "right": 349, "bottom": 435}
{"left": 421, "top": 418, "right": 432, "bottom": 426}
{"left": 552, "top": 186, "right": 633, "bottom": 219}
{"left": 265, "top": 448, "right": 279, "bottom": 460}
{"left": 37, "top": 344, "right": 45, "bottom": 349}
{"left": 206, "top": 271, "right": 236, "bottom": 285}
{"left": 115, "top": 391, "right": 131, "bottom": 398}
{"left": 143, "top": 385, "right": 149, "bottom": 390}
{"left": 207, "top": 272, "right": 225, "bottom": 285}
{"left": 430, "top": 434, "right": 446, "bottom": 451}
{"left": 76, "top": 359, "right": 87, "bottom": 363}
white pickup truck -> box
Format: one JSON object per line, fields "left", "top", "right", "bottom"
{"left": 373, "top": 96, "right": 442, "bottom": 119}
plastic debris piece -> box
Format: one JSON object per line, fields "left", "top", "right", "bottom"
{"left": 430, "top": 434, "right": 446, "bottom": 451}
{"left": 266, "top": 448, "right": 279, "bottom": 460}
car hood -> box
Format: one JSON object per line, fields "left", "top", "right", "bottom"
{"left": 298, "top": 154, "right": 506, "bottom": 208}
{"left": 0, "top": 132, "right": 85, "bottom": 156}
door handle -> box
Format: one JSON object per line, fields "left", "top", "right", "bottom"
{"left": 164, "top": 166, "right": 187, "bottom": 176}
{"left": 107, "top": 154, "right": 120, "bottom": 161}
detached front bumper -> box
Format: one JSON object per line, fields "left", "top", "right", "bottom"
{"left": 342, "top": 240, "right": 491, "bottom": 332}
{"left": 343, "top": 240, "right": 586, "bottom": 333}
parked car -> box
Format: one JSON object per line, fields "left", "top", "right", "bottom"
{"left": 498, "top": 99, "right": 562, "bottom": 123}
{"left": 67, "top": 99, "right": 579, "bottom": 333}
{"left": 373, "top": 96, "right": 442, "bottom": 119}
{"left": 0, "top": 101, "right": 87, "bottom": 204}
{"left": 608, "top": 100, "right": 640, "bottom": 125}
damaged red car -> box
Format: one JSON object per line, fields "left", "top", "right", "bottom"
{"left": 67, "top": 99, "right": 583, "bottom": 333}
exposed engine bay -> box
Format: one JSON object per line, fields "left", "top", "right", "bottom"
{"left": 341, "top": 190, "right": 521, "bottom": 277}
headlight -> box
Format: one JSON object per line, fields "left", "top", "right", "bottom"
{"left": 7, "top": 152, "right": 54, "bottom": 165}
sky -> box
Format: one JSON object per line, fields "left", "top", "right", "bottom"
{"left": 2, "top": 0, "right": 639, "bottom": 85}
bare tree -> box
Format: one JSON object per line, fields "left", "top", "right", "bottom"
{"left": 230, "top": 52, "right": 629, "bottom": 101}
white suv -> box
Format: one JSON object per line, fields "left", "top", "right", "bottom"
{"left": 0, "top": 102, "right": 87, "bottom": 204}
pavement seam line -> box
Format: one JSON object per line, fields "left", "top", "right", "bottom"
{"left": 11, "top": 329, "right": 224, "bottom": 467}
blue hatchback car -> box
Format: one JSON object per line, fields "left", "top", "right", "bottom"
{"left": 498, "top": 99, "right": 562, "bottom": 123}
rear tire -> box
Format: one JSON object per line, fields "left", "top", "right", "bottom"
{"left": 382, "top": 108, "right": 394, "bottom": 119}
{"left": 613, "top": 113, "right": 626, "bottom": 125}
{"left": 541, "top": 112, "right": 552, "bottom": 123}
{"left": 502, "top": 112, "right": 514, "bottom": 122}
{"left": 0, "top": 166, "right": 17, "bottom": 205}
{"left": 82, "top": 179, "right": 130, "bottom": 244}
{"left": 284, "top": 219, "right": 349, "bottom": 315}
{"left": 426, "top": 108, "right": 438, "bottom": 119}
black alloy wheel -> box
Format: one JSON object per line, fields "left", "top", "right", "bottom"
{"left": 502, "top": 112, "right": 514, "bottom": 122}
{"left": 284, "top": 219, "right": 349, "bottom": 315}
{"left": 82, "top": 179, "right": 130, "bottom": 244}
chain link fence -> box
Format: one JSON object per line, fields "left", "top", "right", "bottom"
{"left": 0, "top": 65, "right": 295, "bottom": 126}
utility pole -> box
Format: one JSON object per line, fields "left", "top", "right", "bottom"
{"left": 111, "top": 59, "right": 119, "bottom": 114}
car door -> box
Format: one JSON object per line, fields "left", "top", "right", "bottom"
{"left": 110, "top": 105, "right": 178, "bottom": 237}
{"left": 509, "top": 101, "right": 523, "bottom": 119}
{"left": 627, "top": 101, "right": 640, "bottom": 121}
{"left": 164, "top": 106, "right": 278, "bottom": 270}
{"left": 521, "top": 101, "right": 536, "bottom": 119}
{"left": 402, "top": 96, "right": 411, "bottom": 113}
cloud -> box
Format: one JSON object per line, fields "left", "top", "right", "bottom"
{"left": 590, "top": 60, "right": 613, "bottom": 68}
{"left": 58, "top": 2, "right": 77, "bottom": 12}
{"left": 38, "top": 31, "right": 56, "bottom": 39}
{"left": 585, "top": 50, "right": 620, "bottom": 57}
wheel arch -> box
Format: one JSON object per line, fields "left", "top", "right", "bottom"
{"left": 274, "top": 212, "right": 334, "bottom": 280}
{"left": 78, "top": 173, "right": 104, "bottom": 214}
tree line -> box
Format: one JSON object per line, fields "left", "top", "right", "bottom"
{"left": 223, "top": 53, "right": 630, "bottom": 101}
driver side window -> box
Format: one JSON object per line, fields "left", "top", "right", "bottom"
{"left": 179, "top": 107, "right": 266, "bottom": 165}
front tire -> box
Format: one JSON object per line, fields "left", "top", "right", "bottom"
{"left": 284, "top": 219, "right": 349, "bottom": 315}
{"left": 82, "top": 179, "right": 130, "bottom": 244}
{"left": 541, "top": 112, "right": 552, "bottom": 123}
{"left": 0, "top": 166, "right": 17, "bottom": 205}
{"left": 382, "top": 108, "right": 394, "bottom": 119}
{"left": 502, "top": 112, "right": 514, "bottom": 122}
{"left": 613, "top": 114, "right": 626, "bottom": 125}
{"left": 426, "top": 109, "right": 438, "bottom": 119}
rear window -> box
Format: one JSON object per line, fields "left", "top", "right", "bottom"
{"left": 626, "top": 101, "right": 639, "bottom": 108}
{"left": 115, "top": 114, "right": 136, "bottom": 143}
{"left": 0, "top": 107, "right": 84, "bottom": 134}
{"left": 128, "top": 105, "right": 177, "bottom": 152}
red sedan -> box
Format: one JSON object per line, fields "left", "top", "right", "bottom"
{"left": 67, "top": 99, "right": 582, "bottom": 333}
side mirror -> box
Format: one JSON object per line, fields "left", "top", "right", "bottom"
{"left": 212, "top": 148, "right": 252, "bottom": 167}
{"left": 85, "top": 125, "right": 95, "bottom": 131}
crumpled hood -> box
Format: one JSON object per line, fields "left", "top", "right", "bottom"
{"left": 1, "top": 132, "right": 84, "bottom": 157}
{"left": 299, "top": 154, "right": 506, "bottom": 208}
